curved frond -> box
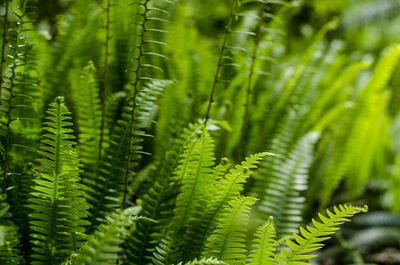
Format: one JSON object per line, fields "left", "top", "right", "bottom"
{"left": 276, "top": 204, "right": 368, "bottom": 265}
{"left": 254, "top": 132, "right": 319, "bottom": 237}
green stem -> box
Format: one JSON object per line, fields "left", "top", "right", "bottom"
{"left": 99, "top": 0, "right": 112, "bottom": 160}
{"left": 0, "top": 0, "right": 9, "bottom": 102}
{"left": 123, "top": 0, "right": 151, "bottom": 209}
{"left": 204, "top": 0, "right": 237, "bottom": 126}
{"left": 237, "top": 16, "right": 262, "bottom": 160}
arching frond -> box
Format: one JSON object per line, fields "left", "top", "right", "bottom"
{"left": 254, "top": 132, "right": 319, "bottom": 237}
{"left": 276, "top": 204, "right": 368, "bottom": 265}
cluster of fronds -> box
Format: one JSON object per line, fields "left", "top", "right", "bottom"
{"left": 1, "top": 0, "right": 399, "bottom": 264}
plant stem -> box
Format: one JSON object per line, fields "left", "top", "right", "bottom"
{"left": 0, "top": 0, "right": 10, "bottom": 102}
{"left": 204, "top": 0, "right": 237, "bottom": 126}
{"left": 99, "top": 0, "right": 112, "bottom": 160}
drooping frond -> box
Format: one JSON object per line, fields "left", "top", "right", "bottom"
{"left": 28, "top": 97, "right": 89, "bottom": 265}
{"left": 276, "top": 204, "right": 368, "bottom": 265}
{"left": 318, "top": 45, "right": 400, "bottom": 207}
{"left": 202, "top": 196, "right": 257, "bottom": 263}
{"left": 152, "top": 235, "right": 180, "bottom": 265}
{"left": 247, "top": 217, "right": 278, "bottom": 265}
{"left": 253, "top": 132, "right": 319, "bottom": 237}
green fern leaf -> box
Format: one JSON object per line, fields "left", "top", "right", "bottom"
{"left": 74, "top": 206, "right": 142, "bottom": 265}
{"left": 171, "top": 127, "right": 216, "bottom": 231}
{"left": 0, "top": 193, "right": 22, "bottom": 264}
{"left": 177, "top": 257, "right": 227, "bottom": 265}
{"left": 247, "top": 217, "right": 278, "bottom": 265}
{"left": 276, "top": 204, "right": 368, "bottom": 265}
{"left": 28, "top": 97, "right": 89, "bottom": 265}
{"left": 85, "top": 80, "right": 165, "bottom": 230}
{"left": 202, "top": 196, "right": 257, "bottom": 263}
{"left": 254, "top": 132, "right": 319, "bottom": 237}
{"left": 182, "top": 152, "right": 270, "bottom": 260}
{"left": 125, "top": 122, "right": 204, "bottom": 265}
{"left": 74, "top": 62, "right": 102, "bottom": 179}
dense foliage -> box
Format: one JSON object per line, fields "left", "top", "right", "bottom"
{"left": 0, "top": 0, "right": 399, "bottom": 264}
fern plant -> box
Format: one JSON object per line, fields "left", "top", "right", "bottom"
{"left": 1, "top": 0, "right": 398, "bottom": 264}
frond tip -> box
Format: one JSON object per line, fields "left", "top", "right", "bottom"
{"left": 277, "top": 204, "right": 368, "bottom": 265}
{"left": 247, "top": 217, "right": 277, "bottom": 265}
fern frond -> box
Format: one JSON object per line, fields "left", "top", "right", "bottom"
{"left": 276, "top": 204, "right": 368, "bottom": 265}
{"left": 247, "top": 217, "right": 278, "bottom": 265}
{"left": 28, "top": 97, "right": 89, "bottom": 264}
{"left": 0, "top": 0, "right": 10, "bottom": 102}
{"left": 171, "top": 127, "right": 216, "bottom": 231}
{"left": 0, "top": 0, "right": 40, "bottom": 192}
{"left": 74, "top": 206, "right": 142, "bottom": 265}
{"left": 42, "top": 1, "right": 102, "bottom": 103}
{"left": 152, "top": 235, "right": 181, "bottom": 265}
{"left": 0, "top": 193, "right": 22, "bottom": 264}
{"left": 253, "top": 132, "right": 319, "bottom": 237}
{"left": 151, "top": 127, "right": 216, "bottom": 264}
{"left": 182, "top": 152, "right": 270, "bottom": 261}
{"left": 74, "top": 62, "right": 102, "bottom": 181}
{"left": 124, "top": 122, "right": 204, "bottom": 265}
{"left": 204, "top": 0, "right": 282, "bottom": 124}
{"left": 319, "top": 45, "right": 400, "bottom": 207}
{"left": 202, "top": 196, "right": 257, "bottom": 263}
{"left": 177, "top": 257, "right": 227, "bottom": 265}
{"left": 86, "top": 80, "right": 165, "bottom": 230}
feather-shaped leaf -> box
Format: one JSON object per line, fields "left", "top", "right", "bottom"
{"left": 276, "top": 204, "right": 368, "bottom": 265}
{"left": 28, "top": 97, "right": 89, "bottom": 265}
{"left": 202, "top": 196, "right": 257, "bottom": 263}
